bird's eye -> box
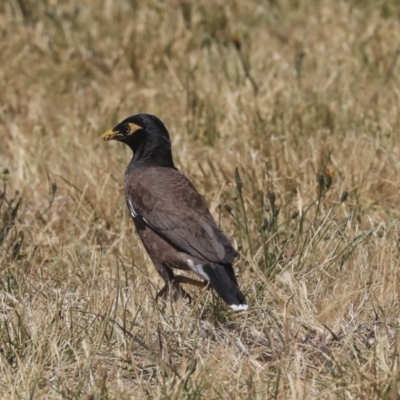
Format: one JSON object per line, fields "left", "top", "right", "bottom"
{"left": 122, "top": 124, "right": 130, "bottom": 135}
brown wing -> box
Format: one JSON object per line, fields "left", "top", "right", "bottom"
{"left": 126, "top": 167, "right": 238, "bottom": 264}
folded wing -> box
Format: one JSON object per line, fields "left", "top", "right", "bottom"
{"left": 127, "top": 169, "right": 238, "bottom": 264}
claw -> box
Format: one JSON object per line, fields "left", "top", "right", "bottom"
{"left": 156, "top": 282, "right": 192, "bottom": 303}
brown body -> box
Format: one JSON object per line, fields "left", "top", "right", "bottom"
{"left": 125, "top": 166, "right": 237, "bottom": 284}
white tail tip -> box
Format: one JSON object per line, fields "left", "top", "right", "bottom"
{"left": 230, "top": 303, "right": 248, "bottom": 311}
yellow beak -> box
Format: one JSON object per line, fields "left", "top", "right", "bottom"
{"left": 99, "top": 129, "right": 122, "bottom": 141}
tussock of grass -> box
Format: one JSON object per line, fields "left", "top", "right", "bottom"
{"left": 1, "top": 0, "right": 400, "bottom": 398}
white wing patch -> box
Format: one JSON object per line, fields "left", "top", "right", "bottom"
{"left": 127, "top": 198, "right": 138, "bottom": 219}
{"left": 127, "top": 199, "right": 150, "bottom": 225}
{"left": 187, "top": 259, "right": 209, "bottom": 281}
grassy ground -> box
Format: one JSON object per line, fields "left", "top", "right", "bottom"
{"left": 1, "top": 0, "right": 400, "bottom": 398}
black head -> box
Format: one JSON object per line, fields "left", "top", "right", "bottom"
{"left": 100, "top": 114, "right": 175, "bottom": 168}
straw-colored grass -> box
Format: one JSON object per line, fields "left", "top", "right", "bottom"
{"left": 1, "top": 0, "right": 400, "bottom": 398}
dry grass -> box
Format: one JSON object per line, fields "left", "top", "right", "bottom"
{"left": 1, "top": 0, "right": 400, "bottom": 398}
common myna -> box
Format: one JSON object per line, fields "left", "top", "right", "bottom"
{"left": 100, "top": 114, "right": 247, "bottom": 311}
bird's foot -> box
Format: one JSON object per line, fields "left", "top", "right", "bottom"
{"left": 156, "top": 282, "right": 192, "bottom": 303}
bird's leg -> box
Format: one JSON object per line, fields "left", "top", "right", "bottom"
{"left": 174, "top": 275, "right": 208, "bottom": 288}
{"left": 154, "top": 262, "right": 191, "bottom": 303}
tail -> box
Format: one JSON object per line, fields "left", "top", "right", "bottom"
{"left": 203, "top": 263, "right": 248, "bottom": 311}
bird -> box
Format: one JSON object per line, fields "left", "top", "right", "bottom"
{"left": 100, "top": 114, "right": 247, "bottom": 311}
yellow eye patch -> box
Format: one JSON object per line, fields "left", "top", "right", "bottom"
{"left": 126, "top": 123, "right": 142, "bottom": 135}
